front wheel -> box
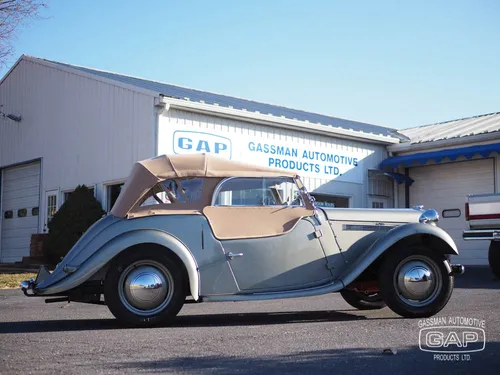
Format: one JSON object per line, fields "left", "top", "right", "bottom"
{"left": 378, "top": 246, "right": 453, "bottom": 318}
{"left": 488, "top": 241, "right": 500, "bottom": 280}
{"left": 340, "top": 289, "right": 386, "bottom": 310}
{"left": 104, "top": 248, "right": 186, "bottom": 327}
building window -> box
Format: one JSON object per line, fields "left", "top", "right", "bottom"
{"left": 63, "top": 187, "right": 95, "bottom": 203}
{"left": 368, "top": 170, "right": 393, "bottom": 208}
{"left": 17, "top": 208, "right": 27, "bottom": 217}
{"left": 107, "top": 183, "right": 124, "bottom": 211}
{"left": 3, "top": 210, "right": 13, "bottom": 219}
{"left": 368, "top": 170, "right": 393, "bottom": 197}
{"left": 47, "top": 195, "right": 57, "bottom": 223}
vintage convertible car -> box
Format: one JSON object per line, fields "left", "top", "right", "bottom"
{"left": 21, "top": 154, "right": 464, "bottom": 327}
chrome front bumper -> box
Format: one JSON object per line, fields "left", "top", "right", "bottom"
{"left": 463, "top": 229, "right": 500, "bottom": 241}
{"left": 20, "top": 265, "right": 52, "bottom": 296}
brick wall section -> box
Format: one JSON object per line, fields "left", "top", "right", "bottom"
{"left": 30, "top": 234, "right": 48, "bottom": 257}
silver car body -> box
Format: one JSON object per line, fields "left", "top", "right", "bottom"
{"left": 25, "top": 154, "right": 459, "bottom": 303}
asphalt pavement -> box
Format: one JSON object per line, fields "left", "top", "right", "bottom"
{"left": 0, "top": 267, "right": 499, "bottom": 375}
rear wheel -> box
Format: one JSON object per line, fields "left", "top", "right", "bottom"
{"left": 340, "top": 289, "right": 386, "bottom": 310}
{"left": 104, "top": 248, "right": 186, "bottom": 327}
{"left": 488, "top": 241, "right": 500, "bottom": 280}
{"left": 378, "top": 246, "right": 453, "bottom": 318}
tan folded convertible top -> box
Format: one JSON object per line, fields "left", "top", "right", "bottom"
{"left": 110, "top": 153, "right": 296, "bottom": 218}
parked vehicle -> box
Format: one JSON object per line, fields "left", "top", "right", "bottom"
{"left": 463, "top": 193, "right": 500, "bottom": 278}
{"left": 21, "top": 154, "right": 464, "bottom": 327}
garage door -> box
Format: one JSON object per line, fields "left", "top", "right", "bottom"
{"left": 409, "top": 158, "right": 494, "bottom": 265}
{"left": 0, "top": 162, "right": 41, "bottom": 263}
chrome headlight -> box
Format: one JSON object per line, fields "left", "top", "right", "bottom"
{"left": 419, "top": 209, "right": 439, "bottom": 225}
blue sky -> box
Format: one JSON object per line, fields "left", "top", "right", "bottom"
{"left": 3, "top": 0, "right": 499, "bottom": 129}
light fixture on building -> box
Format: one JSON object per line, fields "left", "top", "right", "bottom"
{"left": 0, "top": 105, "right": 22, "bottom": 123}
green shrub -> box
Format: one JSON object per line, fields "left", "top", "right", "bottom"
{"left": 45, "top": 185, "right": 105, "bottom": 264}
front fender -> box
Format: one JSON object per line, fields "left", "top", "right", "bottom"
{"left": 35, "top": 229, "right": 200, "bottom": 300}
{"left": 339, "top": 222, "right": 458, "bottom": 287}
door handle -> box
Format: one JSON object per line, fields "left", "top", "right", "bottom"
{"left": 227, "top": 252, "right": 244, "bottom": 260}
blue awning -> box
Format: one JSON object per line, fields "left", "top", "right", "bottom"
{"left": 371, "top": 170, "right": 414, "bottom": 185}
{"left": 380, "top": 143, "right": 500, "bottom": 169}
{"left": 382, "top": 171, "right": 415, "bottom": 185}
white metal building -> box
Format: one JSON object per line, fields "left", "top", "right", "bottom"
{"left": 0, "top": 55, "right": 402, "bottom": 263}
{"left": 381, "top": 112, "right": 500, "bottom": 265}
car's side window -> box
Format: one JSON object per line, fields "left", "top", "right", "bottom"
{"left": 213, "top": 177, "right": 304, "bottom": 207}
{"left": 140, "top": 178, "right": 204, "bottom": 206}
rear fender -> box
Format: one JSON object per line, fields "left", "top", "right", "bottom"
{"left": 35, "top": 230, "right": 200, "bottom": 300}
{"left": 339, "top": 223, "right": 458, "bottom": 287}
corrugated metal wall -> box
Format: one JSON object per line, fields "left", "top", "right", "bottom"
{"left": 158, "top": 109, "right": 389, "bottom": 208}
{"left": 0, "top": 58, "right": 156, "bottom": 231}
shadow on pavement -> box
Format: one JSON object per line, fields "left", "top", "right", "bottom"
{"left": 112, "top": 344, "right": 499, "bottom": 375}
{"left": 454, "top": 266, "right": 500, "bottom": 289}
{"left": 0, "top": 309, "right": 379, "bottom": 334}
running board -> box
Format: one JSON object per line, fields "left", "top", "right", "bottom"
{"left": 201, "top": 279, "right": 345, "bottom": 302}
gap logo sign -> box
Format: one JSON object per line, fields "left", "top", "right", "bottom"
{"left": 173, "top": 131, "right": 232, "bottom": 159}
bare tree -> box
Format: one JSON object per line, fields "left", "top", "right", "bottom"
{"left": 0, "top": 0, "right": 47, "bottom": 66}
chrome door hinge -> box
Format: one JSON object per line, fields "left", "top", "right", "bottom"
{"left": 314, "top": 230, "right": 323, "bottom": 238}
{"left": 326, "top": 261, "right": 335, "bottom": 270}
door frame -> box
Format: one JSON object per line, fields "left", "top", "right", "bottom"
{"left": 43, "top": 189, "right": 60, "bottom": 233}
{"left": 0, "top": 169, "right": 3, "bottom": 260}
{"left": 0, "top": 160, "right": 42, "bottom": 260}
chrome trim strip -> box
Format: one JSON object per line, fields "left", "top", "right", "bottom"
{"left": 464, "top": 229, "right": 500, "bottom": 234}
{"left": 463, "top": 237, "right": 498, "bottom": 240}
{"left": 211, "top": 177, "right": 237, "bottom": 206}
{"left": 463, "top": 229, "right": 500, "bottom": 240}
{"left": 467, "top": 193, "right": 500, "bottom": 198}
{"left": 342, "top": 224, "right": 396, "bottom": 232}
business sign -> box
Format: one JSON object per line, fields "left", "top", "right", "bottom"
{"left": 244, "top": 140, "right": 360, "bottom": 180}
{"left": 164, "top": 127, "right": 368, "bottom": 183}
{"left": 173, "top": 131, "right": 232, "bottom": 159}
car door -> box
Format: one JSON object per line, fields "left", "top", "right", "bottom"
{"left": 203, "top": 176, "right": 334, "bottom": 292}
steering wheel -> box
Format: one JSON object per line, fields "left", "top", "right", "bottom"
{"left": 262, "top": 196, "right": 276, "bottom": 206}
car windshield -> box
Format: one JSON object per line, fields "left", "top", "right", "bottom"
{"left": 214, "top": 177, "right": 304, "bottom": 206}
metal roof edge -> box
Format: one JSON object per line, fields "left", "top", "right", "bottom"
{"left": 388, "top": 130, "right": 500, "bottom": 154}
{"left": 22, "top": 55, "right": 161, "bottom": 98}
{"left": 0, "top": 54, "right": 26, "bottom": 86}
{"left": 401, "top": 111, "right": 500, "bottom": 132}
{"left": 2, "top": 55, "right": 403, "bottom": 145}
{"left": 34, "top": 57, "right": 399, "bottom": 135}
{"left": 163, "top": 97, "right": 401, "bottom": 145}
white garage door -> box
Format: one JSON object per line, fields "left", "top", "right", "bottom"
{"left": 0, "top": 162, "right": 41, "bottom": 263}
{"left": 409, "top": 158, "right": 494, "bottom": 265}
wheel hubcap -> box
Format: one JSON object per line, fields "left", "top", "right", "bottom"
{"left": 124, "top": 266, "right": 167, "bottom": 310}
{"left": 118, "top": 260, "right": 174, "bottom": 316}
{"left": 394, "top": 256, "right": 442, "bottom": 307}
